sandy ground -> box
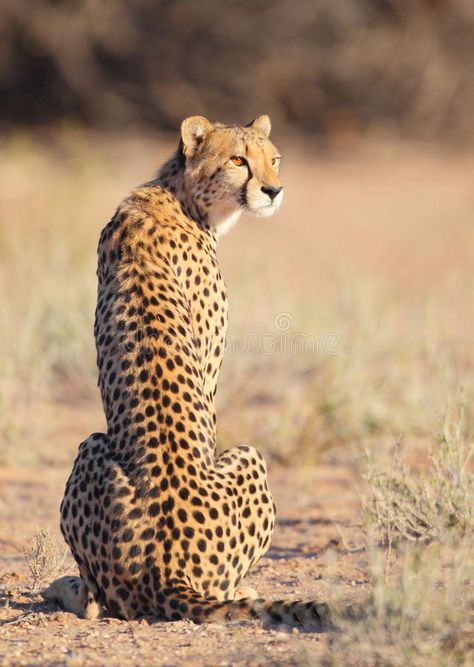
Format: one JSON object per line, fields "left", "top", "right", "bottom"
{"left": 0, "top": 404, "right": 365, "bottom": 666}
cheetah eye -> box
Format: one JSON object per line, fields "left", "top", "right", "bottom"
{"left": 272, "top": 156, "right": 282, "bottom": 167}
{"left": 230, "top": 156, "right": 246, "bottom": 167}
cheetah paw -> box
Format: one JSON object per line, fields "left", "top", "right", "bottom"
{"left": 43, "top": 576, "right": 101, "bottom": 619}
{"left": 234, "top": 585, "right": 259, "bottom": 600}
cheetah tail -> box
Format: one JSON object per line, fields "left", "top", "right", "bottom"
{"left": 161, "top": 591, "right": 332, "bottom": 629}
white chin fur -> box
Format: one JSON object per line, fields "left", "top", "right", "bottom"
{"left": 252, "top": 204, "right": 278, "bottom": 218}
{"left": 210, "top": 208, "right": 242, "bottom": 238}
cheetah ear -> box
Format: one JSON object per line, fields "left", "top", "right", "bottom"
{"left": 181, "top": 116, "right": 213, "bottom": 157}
{"left": 248, "top": 115, "right": 271, "bottom": 138}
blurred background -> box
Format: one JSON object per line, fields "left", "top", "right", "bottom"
{"left": 0, "top": 0, "right": 473, "bottom": 465}
{"left": 1, "top": 0, "right": 474, "bottom": 143}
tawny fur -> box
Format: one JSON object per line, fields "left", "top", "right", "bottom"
{"left": 44, "top": 116, "right": 328, "bottom": 628}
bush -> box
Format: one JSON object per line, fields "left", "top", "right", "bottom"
{"left": 0, "top": 0, "right": 473, "bottom": 143}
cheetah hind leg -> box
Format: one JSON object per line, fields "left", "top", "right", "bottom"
{"left": 43, "top": 576, "right": 102, "bottom": 619}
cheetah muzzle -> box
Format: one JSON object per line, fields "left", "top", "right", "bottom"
{"left": 44, "top": 115, "right": 330, "bottom": 629}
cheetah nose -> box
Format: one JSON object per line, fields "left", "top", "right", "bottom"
{"left": 261, "top": 185, "right": 283, "bottom": 202}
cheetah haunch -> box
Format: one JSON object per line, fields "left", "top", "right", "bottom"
{"left": 44, "top": 115, "right": 329, "bottom": 628}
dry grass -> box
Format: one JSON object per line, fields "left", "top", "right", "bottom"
{"left": 23, "top": 528, "right": 68, "bottom": 591}
{"left": 365, "top": 397, "right": 474, "bottom": 543}
{"left": 323, "top": 537, "right": 474, "bottom": 667}
{"left": 216, "top": 278, "right": 474, "bottom": 465}
{"left": 322, "top": 402, "right": 474, "bottom": 666}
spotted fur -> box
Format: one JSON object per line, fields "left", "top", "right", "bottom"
{"left": 44, "top": 116, "right": 328, "bottom": 628}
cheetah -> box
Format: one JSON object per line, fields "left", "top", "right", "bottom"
{"left": 44, "top": 115, "right": 329, "bottom": 627}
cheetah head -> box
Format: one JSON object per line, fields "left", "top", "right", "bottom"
{"left": 180, "top": 115, "right": 283, "bottom": 236}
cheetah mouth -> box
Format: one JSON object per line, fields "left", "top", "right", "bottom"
{"left": 249, "top": 197, "right": 283, "bottom": 218}
{"left": 252, "top": 203, "right": 279, "bottom": 218}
